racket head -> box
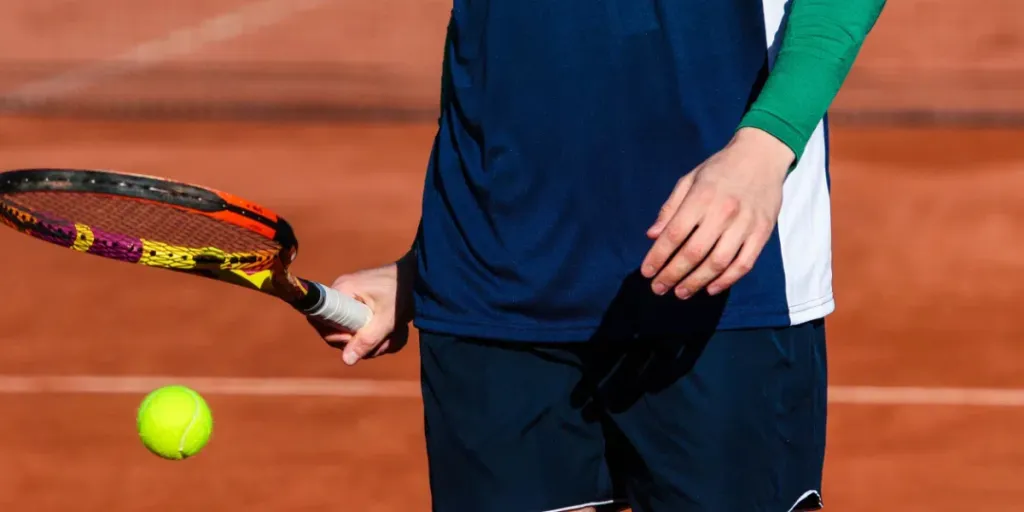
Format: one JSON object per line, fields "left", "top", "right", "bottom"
{"left": 0, "top": 168, "right": 311, "bottom": 303}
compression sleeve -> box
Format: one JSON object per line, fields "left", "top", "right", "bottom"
{"left": 738, "top": 0, "right": 887, "bottom": 161}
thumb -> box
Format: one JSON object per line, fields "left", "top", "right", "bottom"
{"left": 341, "top": 318, "right": 391, "bottom": 366}
{"left": 647, "top": 172, "right": 695, "bottom": 239}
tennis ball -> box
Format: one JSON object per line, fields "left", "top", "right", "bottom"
{"left": 136, "top": 385, "right": 213, "bottom": 460}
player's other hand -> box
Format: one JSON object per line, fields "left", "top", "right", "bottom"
{"left": 641, "top": 127, "right": 794, "bottom": 299}
{"left": 309, "top": 251, "right": 416, "bottom": 366}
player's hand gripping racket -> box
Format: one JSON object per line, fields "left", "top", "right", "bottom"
{"left": 0, "top": 168, "right": 372, "bottom": 332}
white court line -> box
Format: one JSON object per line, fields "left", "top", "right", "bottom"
{"left": 0, "top": 375, "right": 420, "bottom": 398}
{"left": 1, "top": 0, "right": 330, "bottom": 107}
{"left": 828, "top": 385, "right": 1024, "bottom": 407}
{"left": 0, "top": 375, "right": 1022, "bottom": 407}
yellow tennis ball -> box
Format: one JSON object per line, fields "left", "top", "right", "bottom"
{"left": 136, "top": 385, "right": 213, "bottom": 460}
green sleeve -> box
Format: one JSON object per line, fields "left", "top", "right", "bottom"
{"left": 738, "top": 0, "right": 887, "bottom": 161}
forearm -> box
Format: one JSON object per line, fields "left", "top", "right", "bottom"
{"left": 738, "top": 0, "right": 887, "bottom": 161}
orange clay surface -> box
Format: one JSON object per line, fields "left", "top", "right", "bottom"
{"left": 0, "top": 118, "right": 1022, "bottom": 511}
{"left": 1, "top": 0, "right": 1024, "bottom": 509}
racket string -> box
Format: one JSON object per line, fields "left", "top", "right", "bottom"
{"left": 3, "top": 191, "right": 280, "bottom": 253}
{"left": 0, "top": 191, "right": 282, "bottom": 271}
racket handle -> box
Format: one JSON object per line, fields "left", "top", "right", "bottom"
{"left": 303, "top": 281, "right": 373, "bottom": 332}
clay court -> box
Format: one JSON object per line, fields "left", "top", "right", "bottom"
{"left": 1, "top": 1, "right": 1023, "bottom": 510}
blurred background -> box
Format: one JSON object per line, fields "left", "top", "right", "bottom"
{"left": 0, "top": 0, "right": 1021, "bottom": 510}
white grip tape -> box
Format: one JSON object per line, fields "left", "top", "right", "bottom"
{"left": 307, "top": 282, "right": 373, "bottom": 331}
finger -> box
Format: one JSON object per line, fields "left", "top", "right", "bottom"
{"left": 307, "top": 316, "right": 353, "bottom": 344}
{"left": 674, "top": 215, "right": 750, "bottom": 299}
{"left": 647, "top": 173, "right": 696, "bottom": 239}
{"left": 641, "top": 190, "right": 712, "bottom": 279}
{"left": 330, "top": 278, "right": 375, "bottom": 312}
{"left": 367, "top": 325, "right": 410, "bottom": 359}
{"left": 323, "top": 332, "right": 354, "bottom": 344}
{"left": 323, "top": 334, "right": 353, "bottom": 353}
{"left": 706, "top": 219, "right": 773, "bottom": 296}
{"left": 649, "top": 210, "right": 730, "bottom": 295}
{"left": 341, "top": 318, "right": 391, "bottom": 366}
{"left": 341, "top": 335, "right": 378, "bottom": 366}
{"left": 364, "top": 339, "right": 392, "bottom": 359}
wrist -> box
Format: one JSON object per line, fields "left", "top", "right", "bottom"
{"left": 731, "top": 127, "right": 796, "bottom": 167}
{"left": 728, "top": 127, "right": 796, "bottom": 182}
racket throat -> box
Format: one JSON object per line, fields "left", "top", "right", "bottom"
{"left": 291, "top": 278, "right": 326, "bottom": 314}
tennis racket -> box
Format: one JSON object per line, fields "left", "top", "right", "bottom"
{"left": 0, "top": 168, "right": 372, "bottom": 332}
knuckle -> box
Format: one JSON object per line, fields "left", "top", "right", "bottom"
{"left": 708, "top": 255, "right": 731, "bottom": 273}
{"left": 694, "top": 184, "right": 716, "bottom": 201}
{"left": 656, "top": 266, "right": 682, "bottom": 284}
{"left": 331, "top": 276, "right": 352, "bottom": 290}
{"left": 719, "top": 196, "right": 741, "bottom": 217}
{"left": 353, "top": 337, "right": 377, "bottom": 350}
{"left": 678, "top": 278, "right": 701, "bottom": 293}
{"left": 753, "top": 215, "right": 775, "bottom": 233}
{"left": 690, "top": 191, "right": 713, "bottom": 207}
{"left": 664, "top": 224, "right": 690, "bottom": 243}
{"left": 680, "top": 244, "right": 706, "bottom": 264}
{"left": 733, "top": 258, "right": 755, "bottom": 275}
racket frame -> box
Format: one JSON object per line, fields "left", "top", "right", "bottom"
{"left": 0, "top": 168, "right": 371, "bottom": 331}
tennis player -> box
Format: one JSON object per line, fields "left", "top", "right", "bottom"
{"left": 314, "top": 0, "right": 886, "bottom": 510}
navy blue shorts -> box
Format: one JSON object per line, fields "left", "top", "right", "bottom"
{"left": 419, "top": 320, "right": 827, "bottom": 512}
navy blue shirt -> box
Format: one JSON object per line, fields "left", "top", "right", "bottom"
{"left": 412, "top": 0, "right": 836, "bottom": 341}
